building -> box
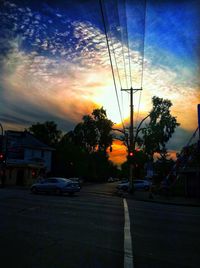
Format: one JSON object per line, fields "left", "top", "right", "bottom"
{"left": 172, "top": 142, "right": 200, "bottom": 198}
{"left": 2, "top": 130, "right": 54, "bottom": 186}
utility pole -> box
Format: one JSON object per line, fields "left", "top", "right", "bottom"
{"left": 122, "top": 87, "right": 142, "bottom": 192}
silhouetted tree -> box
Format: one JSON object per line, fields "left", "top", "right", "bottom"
{"left": 71, "top": 107, "right": 114, "bottom": 154}
{"left": 92, "top": 107, "right": 114, "bottom": 153}
{"left": 28, "top": 121, "right": 62, "bottom": 147}
{"left": 54, "top": 132, "right": 89, "bottom": 178}
{"left": 59, "top": 107, "right": 115, "bottom": 181}
{"left": 135, "top": 96, "right": 180, "bottom": 157}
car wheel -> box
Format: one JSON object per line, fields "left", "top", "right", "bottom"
{"left": 145, "top": 186, "right": 149, "bottom": 191}
{"left": 69, "top": 192, "right": 74, "bottom": 196}
{"left": 31, "top": 187, "right": 37, "bottom": 194}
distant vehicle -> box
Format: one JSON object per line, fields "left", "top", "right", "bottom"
{"left": 30, "top": 177, "right": 81, "bottom": 195}
{"left": 117, "top": 179, "right": 152, "bottom": 191}
{"left": 107, "top": 177, "right": 118, "bottom": 183}
{"left": 117, "top": 179, "right": 129, "bottom": 191}
{"left": 133, "top": 179, "right": 152, "bottom": 191}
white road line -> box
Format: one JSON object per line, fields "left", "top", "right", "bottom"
{"left": 123, "top": 198, "right": 134, "bottom": 268}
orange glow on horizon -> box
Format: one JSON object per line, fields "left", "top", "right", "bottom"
{"left": 108, "top": 140, "right": 127, "bottom": 165}
{"left": 109, "top": 141, "right": 178, "bottom": 165}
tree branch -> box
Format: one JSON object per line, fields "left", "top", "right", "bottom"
{"left": 112, "top": 128, "right": 129, "bottom": 147}
{"left": 134, "top": 114, "right": 150, "bottom": 148}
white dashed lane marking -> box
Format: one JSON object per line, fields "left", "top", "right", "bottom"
{"left": 123, "top": 198, "right": 134, "bottom": 268}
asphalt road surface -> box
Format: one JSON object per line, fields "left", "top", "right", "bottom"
{"left": 127, "top": 199, "right": 200, "bottom": 268}
{"left": 0, "top": 183, "right": 200, "bottom": 268}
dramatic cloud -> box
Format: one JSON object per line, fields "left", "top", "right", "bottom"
{"left": 0, "top": 0, "right": 199, "bottom": 163}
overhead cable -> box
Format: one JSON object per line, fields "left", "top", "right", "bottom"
{"left": 103, "top": 0, "right": 128, "bottom": 116}
{"left": 115, "top": 0, "right": 129, "bottom": 89}
{"left": 99, "top": 0, "right": 126, "bottom": 132}
{"left": 136, "top": 0, "right": 147, "bottom": 128}
{"left": 124, "top": 0, "right": 132, "bottom": 88}
{"left": 109, "top": 35, "right": 123, "bottom": 89}
{"left": 140, "top": 0, "right": 147, "bottom": 89}
{"left": 119, "top": 0, "right": 132, "bottom": 88}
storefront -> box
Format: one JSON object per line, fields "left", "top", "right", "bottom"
{"left": 5, "top": 160, "right": 45, "bottom": 186}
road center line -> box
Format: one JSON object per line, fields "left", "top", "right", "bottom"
{"left": 123, "top": 198, "right": 134, "bottom": 268}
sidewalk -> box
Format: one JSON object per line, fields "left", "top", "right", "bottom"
{"left": 124, "top": 190, "right": 200, "bottom": 207}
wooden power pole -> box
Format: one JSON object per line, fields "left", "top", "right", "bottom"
{"left": 122, "top": 87, "right": 142, "bottom": 192}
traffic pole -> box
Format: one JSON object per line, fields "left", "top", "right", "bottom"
{"left": 122, "top": 87, "right": 142, "bottom": 193}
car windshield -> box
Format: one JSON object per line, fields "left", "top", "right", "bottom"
{"left": 57, "top": 178, "right": 70, "bottom": 183}
{"left": 47, "top": 177, "right": 70, "bottom": 183}
{"left": 46, "top": 178, "right": 58, "bottom": 183}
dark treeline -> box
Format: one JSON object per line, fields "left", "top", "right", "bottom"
{"left": 27, "top": 96, "right": 181, "bottom": 182}
{"left": 28, "top": 107, "right": 120, "bottom": 181}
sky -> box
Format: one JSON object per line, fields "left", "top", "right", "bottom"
{"left": 0, "top": 0, "right": 200, "bottom": 164}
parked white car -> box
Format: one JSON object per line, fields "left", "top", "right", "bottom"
{"left": 116, "top": 179, "right": 129, "bottom": 191}
{"left": 133, "top": 179, "right": 152, "bottom": 190}
{"left": 31, "top": 177, "right": 81, "bottom": 195}
{"left": 117, "top": 179, "right": 152, "bottom": 191}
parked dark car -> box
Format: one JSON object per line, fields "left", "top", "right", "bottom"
{"left": 30, "top": 177, "right": 81, "bottom": 195}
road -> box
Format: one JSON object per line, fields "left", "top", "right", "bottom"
{"left": 127, "top": 199, "right": 200, "bottom": 268}
{"left": 0, "top": 183, "right": 200, "bottom": 268}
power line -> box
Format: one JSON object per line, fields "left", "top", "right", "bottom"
{"left": 186, "top": 127, "right": 199, "bottom": 147}
{"left": 136, "top": 0, "right": 147, "bottom": 128}
{"left": 140, "top": 0, "right": 147, "bottom": 89}
{"left": 100, "top": 0, "right": 129, "bottom": 121}
{"left": 99, "top": 0, "right": 125, "bottom": 132}
{"left": 109, "top": 34, "right": 123, "bottom": 89}
{"left": 121, "top": 44, "right": 129, "bottom": 89}
{"left": 115, "top": 0, "right": 129, "bottom": 89}
{"left": 119, "top": 0, "right": 131, "bottom": 88}
{"left": 124, "top": 0, "right": 132, "bottom": 88}
{"left": 113, "top": 0, "right": 129, "bottom": 119}
{"left": 102, "top": 0, "right": 124, "bottom": 90}
{"left": 99, "top": 0, "right": 147, "bottom": 151}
